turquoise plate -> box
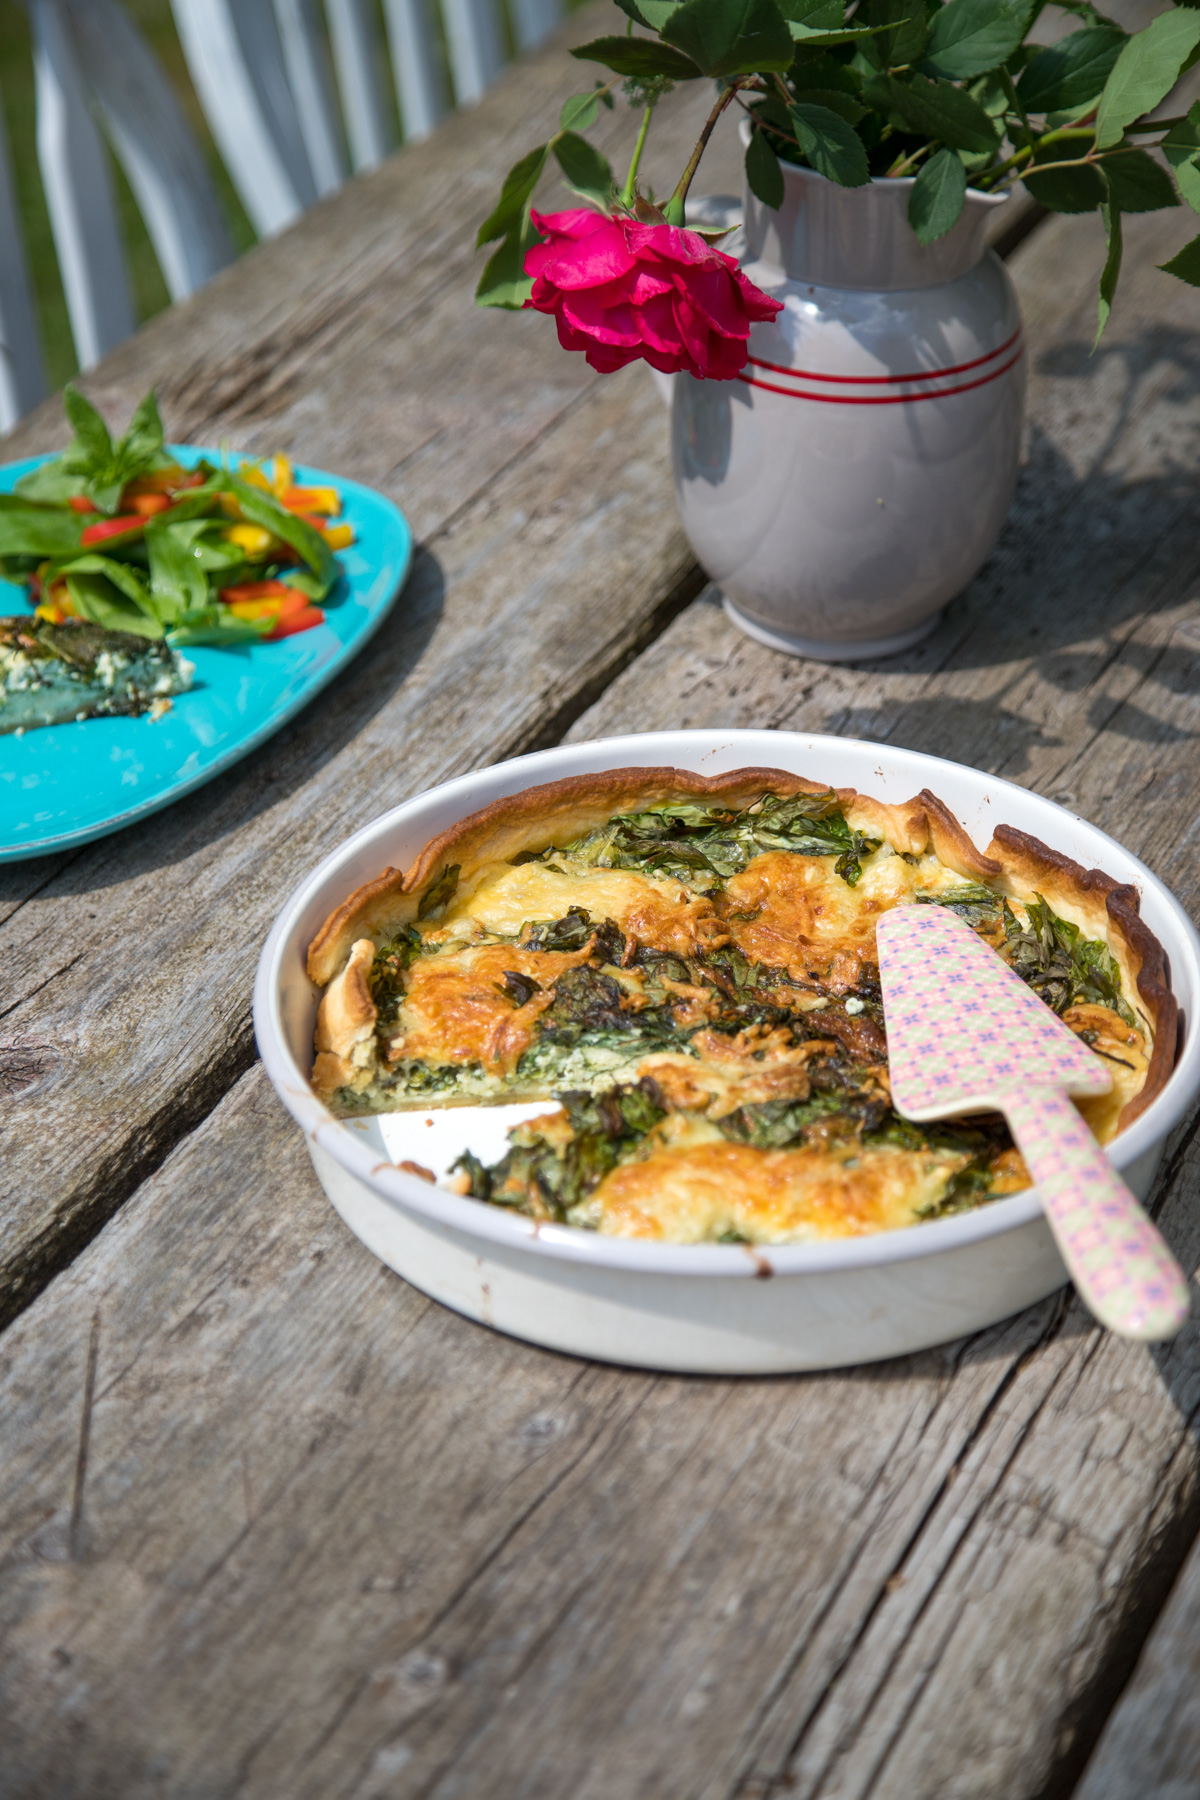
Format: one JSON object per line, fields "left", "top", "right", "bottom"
{"left": 0, "top": 447, "right": 412, "bottom": 861}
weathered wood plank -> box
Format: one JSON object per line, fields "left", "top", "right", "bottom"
{"left": 0, "top": 12, "right": 749, "bottom": 1324}
{"left": 1074, "top": 1524, "right": 1200, "bottom": 1799}
{"left": 0, "top": 1075, "right": 1196, "bottom": 1796}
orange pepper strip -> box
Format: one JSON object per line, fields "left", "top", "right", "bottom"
{"left": 68, "top": 496, "right": 98, "bottom": 514}
{"left": 218, "top": 579, "right": 298, "bottom": 605}
{"left": 131, "top": 494, "right": 171, "bottom": 517}
{"left": 281, "top": 485, "right": 341, "bottom": 516}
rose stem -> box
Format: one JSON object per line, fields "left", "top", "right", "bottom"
{"left": 664, "top": 80, "right": 742, "bottom": 225}
{"left": 621, "top": 104, "right": 655, "bottom": 207}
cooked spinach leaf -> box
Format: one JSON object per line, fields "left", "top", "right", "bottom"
{"left": 539, "top": 790, "right": 881, "bottom": 887}
{"left": 917, "top": 881, "right": 1005, "bottom": 932}
{"left": 1002, "top": 895, "right": 1135, "bottom": 1026}
{"left": 417, "top": 863, "right": 460, "bottom": 920}
{"left": 454, "top": 1077, "right": 666, "bottom": 1220}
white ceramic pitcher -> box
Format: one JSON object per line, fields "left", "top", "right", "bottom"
{"left": 673, "top": 154, "right": 1026, "bottom": 661}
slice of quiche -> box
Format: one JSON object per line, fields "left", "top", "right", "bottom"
{"left": 306, "top": 767, "right": 1175, "bottom": 1245}
{"left": 0, "top": 616, "right": 193, "bottom": 734}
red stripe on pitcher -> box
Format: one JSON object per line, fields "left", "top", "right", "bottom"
{"left": 746, "top": 325, "right": 1023, "bottom": 387}
{"left": 736, "top": 344, "right": 1024, "bottom": 406}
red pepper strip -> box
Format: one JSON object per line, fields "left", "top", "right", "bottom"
{"left": 267, "top": 605, "right": 324, "bottom": 640}
{"left": 69, "top": 496, "right": 98, "bottom": 514}
{"left": 218, "top": 579, "right": 297, "bottom": 604}
{"left": 80, "top": 514, "right": 144, "bottom": 546}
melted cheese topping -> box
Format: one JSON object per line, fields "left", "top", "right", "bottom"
{"left": 442, "top": 860, "right": 727, "bottom": 957}
{"left": 722, "top": 847, "right": 966, "bottom": 981}
{"left": 388, "top": 943, "right": 589, "bottom": 1074}
{"left": 587, "top": 1119, "right": 973, "bottom": 1243}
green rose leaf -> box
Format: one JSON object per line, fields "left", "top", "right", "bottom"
{"left": 1164, "top": 102, "right": 1200, "bottom": 214}
{"left": 745, "top": 124, "right": 786, "bottom": 206}
{"left": 1158, "top": 230, "right": 1200, "bottom": 284}
{"left": 475, "top": 210, "right": 542, "bottom": 310}
{"left": 1095, "top": 9, "right": 1200, "bottom": 151}
{"left": 1095, "top": 187, "right": 1122, "bottom": 345}
{"left": 1102, "top": 147, "right": 1179, "bottom": 213}
{"left": 476, "top": 145, "right": 548, "bottom": 248}
{"left": 908, "top": 146, "right": 968, "bottom": 241}
{"left": 570, "top": 35, "right": 703, "bottom": 78}
{"left": 615, "top": 0, "right": 685, "bottom": 25}
{"left": 794, "top": 86, "right": 867, "bottom": 123}
{"left": 559, "top": 90, "right": 608, "bottom": 133}
{"left": 864, "top": 0, "right": 927, "bottom": 67}
{"left": 662, "top": 0, "right": 795, "bottom": 74}
{"left": 1022, "top": 154, "right": 1105, "bottom": 211}
{"left": 920, "top": 0, "right": 1033, "bottom": 80}
{"left": 789, "top": 50, "right": 862, "bottom": 91}
{"left": 553, "top": 131, "right": 615, "bottom": 207}
{"left": 789, "top": 101, "right": 870, "bottom": 184}
{"left": 867, "top": 71, "right": 999, "bottom": 152}
{"left": 777, "top": 0, "right": 843, "bottom": 28}
{"left": 1016, "top": 25, "right": 1126, "bottom": 113}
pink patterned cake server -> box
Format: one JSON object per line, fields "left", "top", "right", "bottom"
{"left": 876, "top": 905, "right": 1190, "bottom": 1342}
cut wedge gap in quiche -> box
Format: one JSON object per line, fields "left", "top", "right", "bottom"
{"left": 306, "top": 768, "right": 1176, "bottom": 1246}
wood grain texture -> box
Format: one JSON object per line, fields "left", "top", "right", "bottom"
{"left": 1075, "top": 1529, "right": 1200, "bottom": 1799}
{"left": 0, "top": 8, "right": 746, "bottom": 1326}
{"left": 0, "top": 1080, "right": 1196, "bottom": 1800}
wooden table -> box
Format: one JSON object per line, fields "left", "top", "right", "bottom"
{"left": 3, "top": 8, "right": 1200, "bottom": 1795}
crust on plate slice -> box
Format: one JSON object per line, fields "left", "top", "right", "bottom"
{"left": 305, "top": 766, "right": 1176, "bottom": 1246}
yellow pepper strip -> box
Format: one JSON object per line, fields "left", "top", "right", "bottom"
{"left": 225, "top": 596, "right": 286, "bottom": 621}
{"left": 321, "top": 523, "right": 354, "bottom": 549}
{"left": 224, "top": 523, "right": 277, "bottom": 556}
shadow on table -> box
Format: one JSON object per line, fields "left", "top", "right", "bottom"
{"left": 0, "top": 545, "right": 446, "bottom": 902}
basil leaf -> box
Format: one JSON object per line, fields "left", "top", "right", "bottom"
{"left": 62, "top": 385, "right": 113, "bottom": 469}
{"left": 223, "top": 474, "right": 336, "bottom": 593}
{"left": 65, "top": 571, "right": 163, "bottom": 640}
{"left": 56, "top": 554, "right": 155, "bottom": 614}
{"left": 0, "top": 506, "right": 84, "bottom": 558}
{"left": 12, "top": 460, "right": 87, "bottom": 504}
{"left": 908, "top": 146, "right": 968, "bottom": 241}
{"left": 145, "top": 520, "right": 211, "bottom": 621}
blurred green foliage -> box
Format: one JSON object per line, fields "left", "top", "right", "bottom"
{"left": 0, "top": 0, "right": 256, "bottom": 392}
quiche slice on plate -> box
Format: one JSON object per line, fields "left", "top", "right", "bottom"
{"left": 306, "top": 767, "right": 1175, "bottom": 1246}
{"left": 1, "top": 616, "right": 193, "bottom": 733}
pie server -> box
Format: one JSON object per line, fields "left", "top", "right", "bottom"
{"left": 876, "top": 904, "right": 1190, "bottom": 1342}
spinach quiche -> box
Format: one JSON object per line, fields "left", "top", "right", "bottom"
{"left": 0, "top": 616, "right": 193, "bottom": 733}
{"left": 307, "top": 768, "right": 1175, "bottom": 1245}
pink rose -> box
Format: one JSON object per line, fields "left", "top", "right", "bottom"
{"left": 524, "top": 208, "right": 783, "bottom": 382}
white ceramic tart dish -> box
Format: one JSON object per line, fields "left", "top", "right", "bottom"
{"left": 254, "top": 731, "right": 1200, "bottom": 1373}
